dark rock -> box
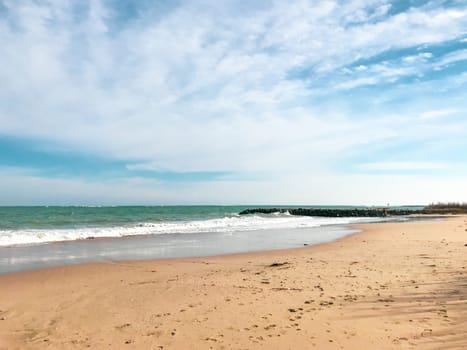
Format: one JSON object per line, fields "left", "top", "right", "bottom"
{"left": 269, "top": 262, "right": 289, "bottom": 267}
{"left": 239, "top": 207, "right": 421, "bottom": 217}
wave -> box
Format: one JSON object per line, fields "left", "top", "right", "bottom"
{"left": 0, "top": 214, "right": 392, "bottom": 247}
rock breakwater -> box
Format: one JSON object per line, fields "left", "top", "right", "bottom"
{"left": 239, "top": 208, "right": 421, "bottom": 217}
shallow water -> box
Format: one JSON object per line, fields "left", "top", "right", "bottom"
{"left": 0, "top": 225, "right": 358, "bottom": 274}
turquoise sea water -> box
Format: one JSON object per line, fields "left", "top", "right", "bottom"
{"left": 0, "top": 205, "right": 248, "bottom": 230}
{"left": 0, "top": 205, "right": 423, "bottom": 230}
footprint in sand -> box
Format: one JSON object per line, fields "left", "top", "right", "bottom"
{"left": 115, "top": 323, "right": 131, "bottom": 330}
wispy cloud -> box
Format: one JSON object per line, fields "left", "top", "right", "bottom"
{"left": 359, "top": 161, "right": 448, "bottom": 171}
{"left": 418, "top": 109, "right": 460, "bottom": 120}
{"left": 435, "top": 48, "right": 467, "bottom": 67}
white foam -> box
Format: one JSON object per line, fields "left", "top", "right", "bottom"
{"left": 0, "top": 214, "right": 388, "bottom": 247}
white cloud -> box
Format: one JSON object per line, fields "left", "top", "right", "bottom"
{"left": 335, "top": 77, "right": 378, "bottom": 90}
{"left": 418, "top": 109, "right": 459, "bottom": 120}
{"left": 436, "top": 49, "right": 467, "bottom": 67}
{"left": 359, "top": 161, "right": 448, "bottom": 171}
{"left": 1, "top": 0, "right": 467, "bottom": 203}
{"left": 402, "top": 52, "right": 433, "bottom": 63}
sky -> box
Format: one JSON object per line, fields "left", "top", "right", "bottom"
{"left": 1, "top": 0, "right": 467, "bottom": 205}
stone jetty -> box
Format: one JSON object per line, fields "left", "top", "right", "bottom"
{"left": 239, "top": 207, "right": 422, "bottom": 217}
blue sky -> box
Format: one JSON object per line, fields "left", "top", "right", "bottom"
{"left": 1, "top": 0, "right": 467, "bottom": 205}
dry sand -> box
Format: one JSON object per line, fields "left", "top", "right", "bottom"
{"left": 1, "top": 216, "right": 467, "bottom": 349}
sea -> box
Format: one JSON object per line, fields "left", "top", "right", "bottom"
{"left": 0, "top": 205, "right": 422, "bottom": 274}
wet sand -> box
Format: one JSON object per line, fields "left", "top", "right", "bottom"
{"left": 1, "top": 216, "right": 466, "bottom": 349}
{"left": 0, "top": 224, "right": 358, "bottom": 275}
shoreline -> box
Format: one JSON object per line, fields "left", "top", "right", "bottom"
{"left": 0, "top": 222, "right": 363, "bottom": 275}
{"left": 1, "top": 215, "right": 443, "bottom": 275}
{"left": 1, "top": 216, "right": 466, "bottom": 349}
{"left": 0, "top": 215, "right": 437, "bottom": 275}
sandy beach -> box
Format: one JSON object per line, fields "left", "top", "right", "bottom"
{"left": 1, "top": 216, "right": 466, "bottom": 349}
